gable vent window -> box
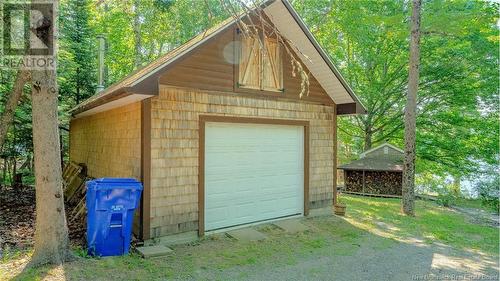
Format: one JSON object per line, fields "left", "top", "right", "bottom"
{"left": 238, "top": 35, "right": 283, "bottom": 92}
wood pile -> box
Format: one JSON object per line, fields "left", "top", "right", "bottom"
{"left": 345, "top": 170, "right": 402, "bottom": 196}
{"left": 344, "top": 170, "right": 364, "bottom": 192}
{"left": 63, "top": 162, "right": 91, "bottom": 245}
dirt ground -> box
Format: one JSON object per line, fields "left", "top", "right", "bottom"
{"left": 0, "top": 186, "right": 86, "bottom": 255}
{"left": 0, "top": 187, "right": 36, "bottom": 252}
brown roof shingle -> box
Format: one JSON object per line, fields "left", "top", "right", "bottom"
{"left": 338, "top": 158, "right": 403, "bottom": 172}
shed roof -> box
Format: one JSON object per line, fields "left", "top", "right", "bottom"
{"left": 338, "top": 143, "right": 404, "bottom": 172}
{"left": 70, "top": 0, "right": 365, "bottom": 117}
{"left": 338, "top": 158, "right": 403, "bottom": 172}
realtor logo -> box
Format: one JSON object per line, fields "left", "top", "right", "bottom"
{"left": 1, "top": 1, "right": 55, "bottom": 69}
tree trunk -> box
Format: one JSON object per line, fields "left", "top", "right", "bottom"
{"left": 75, "top": 67, "right": 81, "bottom": 104}
{"left": 31, "top": 69, "right": 70, "bottom": 265}
{"left": 451, "top": 175, "right": 461, "bottom": 197}
{"left": 30, "top": 0, "right": 70, "bottom": 266}
{"left": 364, "top": 130, "right": 372, "bottom": 151}
{"left": 402, "top": 0, "right": 422, "bottom": 216}
{"left": 0, "top": 70, "right": 30, "bottom": 150}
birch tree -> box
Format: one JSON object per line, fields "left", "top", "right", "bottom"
{"left": 402, "top": 0, "right": 422, "bottom": 216}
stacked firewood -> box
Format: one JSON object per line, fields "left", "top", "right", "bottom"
{"left": 62, "top": 162, "right": 91, "bottom": 245}
{"left": 345, "top": 170, "right": 364, "bottom": 192}
{"left": 364, "top": 171, "right": 402, "bottom": 195}
{"left": 345, "top": 170, "right": 402, "bottom": 196}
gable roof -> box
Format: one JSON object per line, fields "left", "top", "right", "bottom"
{"left": 338, "top": 143, "right": 404, "bottom": 172}
{"left": 359, "top": 143, "right": 404, "bottom": 158}
{"left": 70, "top": 0, "right": 366, "bottom": 117}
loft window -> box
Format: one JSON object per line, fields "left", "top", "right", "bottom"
{"left": 238, "top": 35, "right": 283, "bottom": 92}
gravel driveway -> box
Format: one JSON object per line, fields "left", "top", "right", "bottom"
{"left": 197, "top": 221, "right": 499, "bottom": 281}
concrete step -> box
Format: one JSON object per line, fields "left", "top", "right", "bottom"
{"left": 136, "top": 245, "right": 173, "bottom": 258}
{"left": 273, "top": 219, "right": 309, "bottom": 234}
{"left": 226, "top": 228, "right": 268, "bottom": 242}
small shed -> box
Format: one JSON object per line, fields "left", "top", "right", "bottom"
{"left": 68, "top": 0, "right": 365, "bottom": 240}
{"left": 338, "top": 143, "right": 404, "bottom": 197}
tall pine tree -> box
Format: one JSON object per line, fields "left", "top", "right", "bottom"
{"left": 60, "top": 0, "right": 95, "bottom": 105}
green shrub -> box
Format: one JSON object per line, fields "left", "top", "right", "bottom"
{"left": 436, "top": 191, "right": 456, "bottom": 207}
{"left": 416, "top": 173, "right": 456, "bottom": 207}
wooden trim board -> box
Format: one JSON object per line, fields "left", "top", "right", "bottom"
{"left": 141, "top": 99, "right": 152, "bottom": 240}
{"left": 198, "top": 115, "right": 310, "bottom": 236}
{"left": 332, "top": 106, "right": 337, "bottom": 205}
{"left": 198, "top": 117, "right": 206, "bottom": 236}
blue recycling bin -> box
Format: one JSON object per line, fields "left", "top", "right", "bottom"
{"left": 86, "top": 178, "right": 143, "bottom": 257}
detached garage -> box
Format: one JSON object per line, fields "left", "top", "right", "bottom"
{"left": 201, "top": 118, "right": 308, "bottom": 232}
{"left": 69, "top": 0, "right": 365, "bottom": 240}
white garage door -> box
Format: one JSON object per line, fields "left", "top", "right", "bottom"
{"left": 204, "top": 122, "right": 304, "bottom": 231}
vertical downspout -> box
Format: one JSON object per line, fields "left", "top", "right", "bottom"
{"left": 96, "top": 35, "right": 105, "bottom": 93}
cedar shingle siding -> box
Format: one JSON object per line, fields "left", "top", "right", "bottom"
{"left": 148, "top": 86, "right": 336, "bottom": 237}
{"left": 69, "top": 102, "right": 141, "bottom": 179}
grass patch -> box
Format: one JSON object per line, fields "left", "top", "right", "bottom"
{"left": 453, "top": 197, "right": 497, "bottom": 213}
{"left": 343, "top": 195, "right": 499, "bottom": 256}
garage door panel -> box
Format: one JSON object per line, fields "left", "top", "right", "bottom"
{"left": 205, "top": 122, "right": 304, "bottom": 231}
{"left": 206, "top": 153, "right": 298, "bottom": 167}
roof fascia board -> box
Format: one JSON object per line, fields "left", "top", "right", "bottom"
{"left": 72, "top": 93, "right": 152, "bottom": 118}
{"left": 337, "top": 102, "right": 366, "bottom": 115}
{"left": 70, "top": 87, "right": 135, "bottom": 115}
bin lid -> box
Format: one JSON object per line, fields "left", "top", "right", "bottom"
{"left": 93, "top": 178, "right": 140, "bottom": 183}
{"left": 87, "top": 178, "right": 143, "bottom": 191}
